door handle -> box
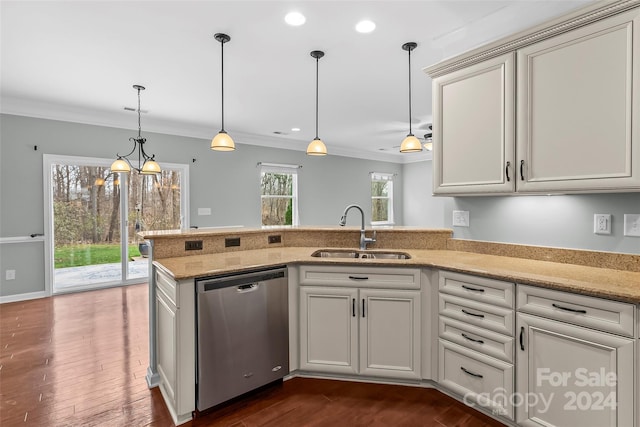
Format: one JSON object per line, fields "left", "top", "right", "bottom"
{"left": 519, "top": 326, "right": 525, "bottom": 351}
{"left": 349, "top": 276, "right": 369, "bottom": 281}
{"left": 362, "top": 298, "right": 365, "bottom": 318}
{"left": 461, "top": 309, "right": 485, "bottom": 318}
{"left": 520, "top": 159, "right": 525, "bottom": 181}
{"left": 461, "top": 333, "right": 484, "bottom": 344}
{"left": 552, "top": 303, "right": 587, "bottom": 314}
{"left": 461, "top": 285, "right": 485, "bottom": 293}
{"left": 460, "top": 366, "right": 483, "bottom": 378}
{"left": 505, "top": 161, "right": 511, "bottom": 182}
{"left": 352, "top": 298, "right": 356, "bottom": 317}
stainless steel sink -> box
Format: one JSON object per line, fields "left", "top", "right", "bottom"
{"left": 310, "top": 249, "right": 411, "bottom": 260}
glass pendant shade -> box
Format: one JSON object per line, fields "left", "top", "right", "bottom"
{"left": 211, "top": 130, "right": 236, "bottom": 151}
{"left": 141, "top": 160, "right": 162, "bottom": 174}
{"left": 400, "top": 135, "right": 422, "bottom": 153}
{"left": 306, "top": 137, "right": 327, "bottom": 156}
{"left": 111, "top": 158, "right": 131, "bottom": 173}
{"left": 423, "top": 141, "right": 433, "bottom": 151}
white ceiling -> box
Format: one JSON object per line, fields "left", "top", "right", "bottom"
{"left": 1, "top": 0, "right": 595, "bottom": 163}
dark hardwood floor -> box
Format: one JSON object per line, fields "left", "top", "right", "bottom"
{"left": 0, "top": 284, "right": 504, "bottom": 426}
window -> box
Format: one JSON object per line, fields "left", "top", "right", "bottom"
{"left": 371, "top": 172, "right": 394, "bottom": 225}
{"left": 260, "top": 163, "right": 299, "bottom": 226}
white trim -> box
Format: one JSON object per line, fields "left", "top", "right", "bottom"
{"left": 0, "top": 291, "right": 48, "bottom": 304}
{"left": 257, "top": 162, "right": 302, "bottom": 169}
{"left": 0, "top": 236, "right": 45, "bottom": 244}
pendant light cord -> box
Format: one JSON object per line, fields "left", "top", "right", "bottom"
{"left": 220, "top": 39, "right": 225, "bottom": 133}
{"left": 407, "top": 47, "right": 413, "bottom": 136}
{"left": 137, "top": 87, "right": 142, "bottom": 139}
{"left": 315, "top": 55, "right": 319, "bottom": 139}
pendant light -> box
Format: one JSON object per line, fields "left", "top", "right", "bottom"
{"left": 307, "top": 50, "right": 327, "bottom": 156}
{"left": 111, "top": 85, "right": 161, "bottom": 174}
{"left": 399, "top": 42, "right": 422, "bottom": 153}
{"left": 211, "top": 33, "right": 235, "bottom": 151}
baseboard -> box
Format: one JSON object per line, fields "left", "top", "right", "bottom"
{"left": 0, "top": 291, "right": 47, "bottom": 304}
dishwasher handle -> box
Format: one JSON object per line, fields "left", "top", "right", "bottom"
{"left": 237, "top": 283, "right": 259, "bottom": 293}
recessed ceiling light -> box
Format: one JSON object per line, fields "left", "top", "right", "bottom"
{"left": 355, "top": 20, "right": 376, "bottom": 33}
{"left": 285, "top": 12, "right": 306, "bottom": 26}
{"left": 291, "top": 127, "right": 300, "bottom": 132}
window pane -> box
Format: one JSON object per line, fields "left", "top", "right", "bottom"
{"left": 261, "top": 197, "right": 292, "bottom": 225}
{"left": 372, "top": 199, "right": 389, "bottom": 222}
{"left": 371, "top": 180, "right": 389, "bottom": 197}
{"left": 261, "top": 173, "right": 292, "bottom": 196}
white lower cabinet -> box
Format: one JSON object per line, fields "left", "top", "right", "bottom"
{"left": 437, "top": 271, "right": 516, "bottom": 421}
{"left": 516, "top": 285, "right": 636, "bottom": 427}
{"left": 299, "top": 266, "right": 421, "bottom": 380}
{"left": 154, "top": 267, "right": 195, "bottom": 426}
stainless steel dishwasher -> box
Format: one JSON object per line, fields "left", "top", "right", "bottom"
{"left": 195, "top": 265, "right": 288, "bottom": 412}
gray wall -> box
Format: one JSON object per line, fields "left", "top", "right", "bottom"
{"left": 0, "top": 114, "right": 403, "bottom": 297}
{"left": 403, "top": 161, "right": 640, "bottom": 255}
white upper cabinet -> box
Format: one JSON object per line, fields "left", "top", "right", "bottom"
{"left": 432, "top": 53, "right": 515, "bottom": 195}
{"left": 517, "top": 8, "right": 640, "bottom": 192}
{"left": 426, "top": 2, "right": 640, "bottom": 195}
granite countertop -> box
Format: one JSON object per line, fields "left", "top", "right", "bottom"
{"left": 154, "top": 247, "right": 640, "bottom": 304}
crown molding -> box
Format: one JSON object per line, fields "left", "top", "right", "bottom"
{"left": 425, "top": 0, "right": 640, "bottom": 78}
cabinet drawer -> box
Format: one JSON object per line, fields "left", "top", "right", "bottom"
{"left": 439, "top": 316, "right": 513, "bottom": 363}
{"left": 299, "top": 265, "right": 420, "bottom": 290}
{"left": 439, "top": 339, "right": 514, "bottom": 421}
{"left": 439, "top": 271, "right": 514, "bottom": 308}
{"left": 439, "top": 293, "right": 514, "bottom": 336}
{"left": 156, "top": 267, "right": 177, "bottom": 307}
{"left": 517, "top": 284, "right": 635, "bottom": 337}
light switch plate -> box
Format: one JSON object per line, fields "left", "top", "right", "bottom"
{"left": 623, "top": 214, "right": 640, "bottom": 237}
{"left": 452, "top": 210, "right": 469, "bottom": 227}
{"left": 593, "top": 214, "right": 611, "bottom": 235}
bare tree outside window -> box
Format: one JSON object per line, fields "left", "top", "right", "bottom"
{"left": 260, "top": 166, "right": 298, "bottom": 226}
{"left": 371, "top": 172, "right": 394, "bottom": 225}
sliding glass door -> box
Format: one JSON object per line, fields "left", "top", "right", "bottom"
{"left": 45, "top": 155, "right": 188, "bottom": 294}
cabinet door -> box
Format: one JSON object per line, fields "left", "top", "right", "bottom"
{"left": 359, "top": 289, "right": 421, "bottom": 379}
{"left": 299, "top": 287, "right": 358, "bottom": 375}
{"left": 517, "top": 313, "right": 634, "bottom": 427}
{"left": 517, "top": 9, "right": 640, "bottom": 192}
{"left": 432, "top": 52, "right": 515, "bottom": 195}
{"left": 156, "top": 289, "right": 177, "bottom": 408}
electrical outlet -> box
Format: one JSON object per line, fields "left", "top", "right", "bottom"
{"left": 593, "top": 214, "right": 611, "bottom": 235}
{"left": 5, "top": 270, "right": 15, "bottom": 280}
{"left": 623, "top": 214, "right": 640, "bottom": 237}
{"left": 452, "top": 210, "right": 469, "bottom": 227}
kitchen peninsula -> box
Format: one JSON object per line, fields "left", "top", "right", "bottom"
{"left": 143, "top": 226, "right": 640, "bottom": 426}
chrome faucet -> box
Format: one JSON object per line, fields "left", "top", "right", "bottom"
{"left": 339, "top": 204, "right": 377, "bottom": 250}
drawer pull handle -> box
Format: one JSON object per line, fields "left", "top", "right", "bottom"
{"left": 461, "top": 285, "right": 485, "bottom": 293}
{"left": 460, "top": 366, "right": 483, "bottom": 379}
{"left": 520, "top": 326, "right": 525, "bottom": 351}
{"left": 349, "top": 276, "right": 369, "bottom": 281}
{"left": 505, "top": 161, "right": 511, "bottom": 182}
{"left": 461, "top": 309, "right": 485, "bottom": 318}
{"left": 352, "top": 298, "right": 356, "bottom": 317}
{"left": 461, "top": 333, "right": 484, "bottom": 344}
{"left": 552, "top": 303, "right": 587, "bottom": 314}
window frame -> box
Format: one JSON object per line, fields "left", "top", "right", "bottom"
{"left": 259, "top": 163, "right": 299, "bottom": 227}
{"left": 370, "top": 172, "right": 395, "bottom": 226}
